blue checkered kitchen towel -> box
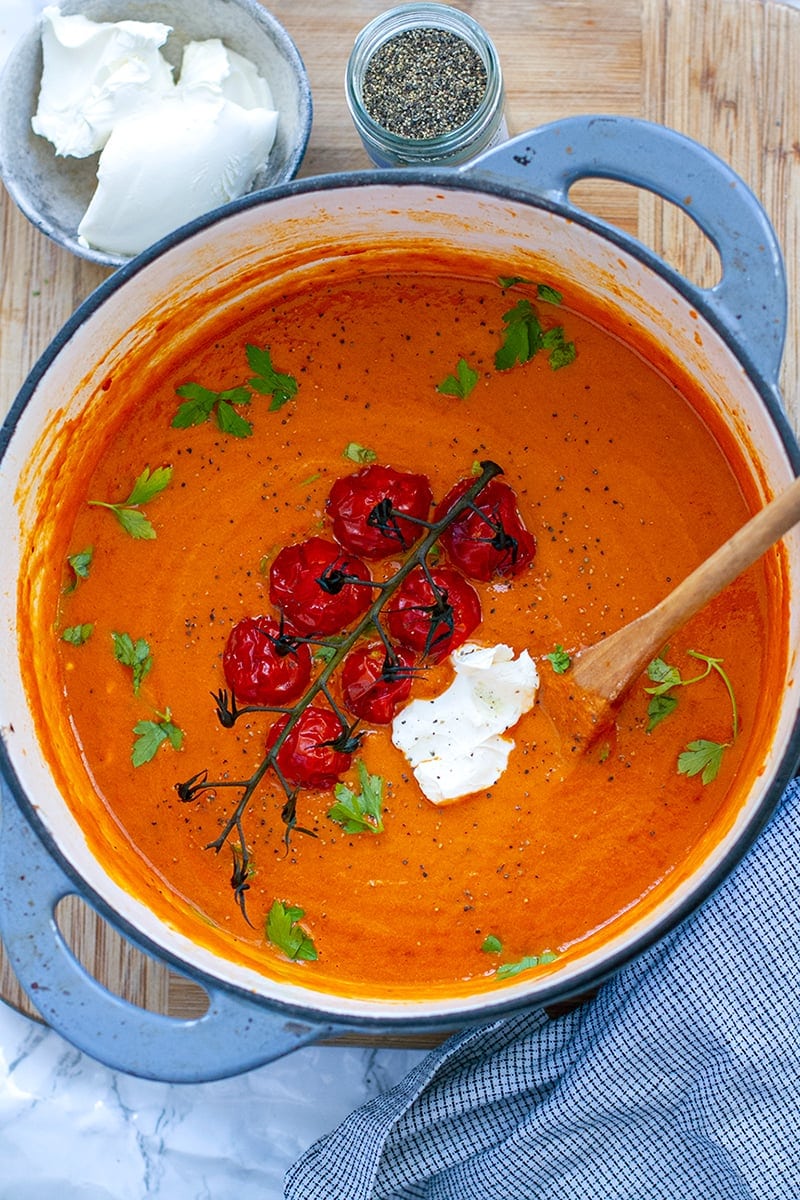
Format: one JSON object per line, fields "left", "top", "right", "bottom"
{"left": 285, "top": 778, "right": 800, "bottom": 1199}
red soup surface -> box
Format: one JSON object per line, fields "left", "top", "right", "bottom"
{"left": 27, "top": 257, "right": 784, "bottom": 1001}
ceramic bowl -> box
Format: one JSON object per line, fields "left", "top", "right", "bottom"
{"left": 0, "top": 0, "right": 312, "bottom": 268}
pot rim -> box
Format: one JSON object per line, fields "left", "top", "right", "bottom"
{"left": 3, "top": 162, "right": 798, "bottom": 465}
{"left": 2, "top": 165, "right": 800, "bottom": 1032}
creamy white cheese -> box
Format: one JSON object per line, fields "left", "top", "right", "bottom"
{"left": 77, "top": 91, "right": 277, "bottom": 256}
{"left": 391, "top": 643, "right": 539, "bottom": 805}
{"left": 177, "top": 38, "right": 274, "bottom": 111}
{"left": 32, "top": 6, "right": 174, "bottom": 157}
{"left": 31, "top": 11, "right": 280, "bottom": 257}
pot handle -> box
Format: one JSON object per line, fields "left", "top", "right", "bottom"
{"left": 0, "top": 780, "right": 337, "bottom": 1082}
{"left": 466, "top": 114, "right": 787, "bottom": 387}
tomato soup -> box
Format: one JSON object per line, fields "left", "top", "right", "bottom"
{"left": 30, "top": 256, "right": 782, "bottom": 1001}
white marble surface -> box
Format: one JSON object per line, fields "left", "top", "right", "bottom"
{"left": 0, "top": 7, "right": 426, "bottom": 1195}
{"left": 0, "top": 997, "right": 427, "bottom": 1198}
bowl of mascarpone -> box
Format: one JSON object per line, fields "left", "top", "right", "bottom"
{"left": 0, "top": 0, "right": 312, "bottom": 266}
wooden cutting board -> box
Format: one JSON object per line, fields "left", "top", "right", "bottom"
{"left": 2, "top": 0, "right": 799, "bottom": 1037}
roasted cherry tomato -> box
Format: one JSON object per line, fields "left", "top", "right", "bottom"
{"left": 265, "top": 706, "right": 353, "bottom": 790}
{"left": 327, "top": 464, "right": 433, "bottom": 558}
{"left": 341, "top": 641, "right": 417, "bottom": 724}
{"left": 269, "top": 536, "right": 372, "bottom": 636}
{"left": 434, "top": 477, "right": 536, "bottom": 581}
{"left": 385, "top": 566, "right": 481, "bottom": 662}
{"left": 223, "top": 615, "right": 312, "bottom": 705}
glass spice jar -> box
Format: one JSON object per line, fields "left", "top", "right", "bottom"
{"left": 345, "top": 3, "right": 508, "bottom": 168}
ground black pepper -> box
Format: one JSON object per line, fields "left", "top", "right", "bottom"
{"left": 361, "top": 27, "right": 488, "bottom": 139}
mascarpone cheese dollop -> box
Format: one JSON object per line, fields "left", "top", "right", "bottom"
{"left": 32, "top": 6, "right": 174, "bottom": 157}
{"left": 76, "top": 90, "right": 277, "bottom": 256}
{"left": 31, "top": 9, "right": 280, "bottom": 257}
{"left": 391, "top": 643, "right": 539, "bottom": 805}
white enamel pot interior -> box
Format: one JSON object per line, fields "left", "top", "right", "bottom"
{"left": 2, "top": 117, "right": 799, "bottom": 1080}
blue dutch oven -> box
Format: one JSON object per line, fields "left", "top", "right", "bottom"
{"left": 1, "top": 116, "right": 799, "bottom": 1081}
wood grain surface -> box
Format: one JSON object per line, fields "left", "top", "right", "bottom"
{"left": 2, "top": 0, "right": 799, "bottom": 1035}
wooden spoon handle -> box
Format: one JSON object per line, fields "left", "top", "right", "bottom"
{"left": 572, "top": 473, "right": 800, "bottom": 704}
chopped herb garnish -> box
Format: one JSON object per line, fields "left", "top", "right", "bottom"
{"left": 328, "top": 760, "right": 385, "bottom": 834}
{"left": 436, "top": 357, "right": 479, "bottom": 399}
{"left": 88, "top": 465, "right": 172, "bottom": 539}
{"left": 497, "top": 274, "right": 531, "bottom": 289}
{"left": 645, "top": 649, "right": 737, "bottom": 783}
{"left": 496, "top": 277, "right": 563, "bottom": 305}
{"left": 132, "top": 709, "right": 184, "bottom": 766}
{"left": 172, "top": 383, "right": 253, "bottom": 438}
{"left": 246, "top": 343, "right": 298, "bottom": 411}
{"left": 542, "top": 326, "right": 577, "bottom": 369}
{"left": 173, "top": 345, "right": 297, "bottom": 436}
{"left": 495, "top": 299, "right": 543, "bottom": 370}
{"left": 537, "top": 284, "right": 564, "bottom": 305}
{"left": 646, "top": 692, "right": 679, "bottom": 731}
{"left": 112, "top": 631, "right": 152, "bottom": 694}
{"left": 496, "top": 950, "right": 558, "bottom": 980}
{"left": 266, "top": 900, "right": 318, "bottom": 961}
{"left": 313, "top": 637, "right": 345, "bottom": 664}
{"left": 545, "top": 644, "right": 572, "bottom": 674}
{"left": 495, "top": 296, "right": 574, "bottom": 371}
{"left": 343, "top": 442, "right": 378, "bottom": 464}
{"left": 482, "top": 934, "right": 503, "bottom": 954}
{"left": 645, "top": 655, "right": 683, "bottom": 699}
{"left": 61, "top": 623, "right": 93, "bottom": 646}
{"left": 65, "top": 547, "right": 93, "bottom": 591}
{"left": 677, "top": 739, "right": 726, "bottom": 786}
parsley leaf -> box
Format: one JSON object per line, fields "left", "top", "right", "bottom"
{"left": 542, "top": 326, "right": 577, "bottom": 369}
{"left": 246, "top": 344, "right": 298, "bottom": 410}
{"left": 171, "top": 382, "right": 218, "bottom": 426}
{"left": 112, "top": 631, "right": 152, "bottom": 694}
{"left": 131, "top": 709, "right": 184, "bottom": 766}
{"left": 216, "top": 397, "right": 254, "bottom": 438}
{"left": 436, "top": 358, "right": 479, "bottom": 399}
{"left": 495, "top": 297, "right": 575, "bottom": 371}
{"left": 266, "top": 900, "right": 318, "bottom": 961}
{"left": 497, "top": 274, "right": 531, "bottom": 289}
{"left": 482, "top": 934, "right": 503, "bottom": 954}
{"left": 495, "top": 299, "right": 543, "bottom": 370}
{"left": 65, "top": 547, "right": 93, "bottom": 591}
{"left": 537, "top": 284, "right": 564, "bottom": 305}
{"left": 173, "top": 383, "right": 253, "bottom": 438}
{"left": 645, "top": 650, "right": 737, "bottom": 782}
{"left": 677, "top": 739, "right": 727, "bottom": 785}
{"left": 646, "top": 692, "right": 678, "bottom": 732}
{"left": 61, "top": 623, "right": 93, "bottom": 646}
{"left": 328, "top": 760, "right": 385, "bottom": 834}
{"left": 545, "top": 644, "right": 571, "bottom": 674}
{"left": 496, "top": 950, "right": 558, "bottom": 979}
{"left": 88, "top": 466, "right": 173, "bottom": 539}
{"left": 186, "top": 386, "right": 249, "bottom": 430}
{"left": 314, "top": 636, "right": 345, "bottom": 664}
{"left": 496, "top": 277, "right": 563, "bottom": 305}
{"left": 116, "top": 508, "right": 158, "bottom": 539}
{"left": 343, "top": 442, "right": 378, "bottom": 464}
{"left": 125, "top": 465, "right": 173, "bottom": 506}
{"left": 645, "top": 656, "right": 683, "bottom": 696}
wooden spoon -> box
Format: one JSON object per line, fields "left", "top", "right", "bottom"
{"left": 549, "top": 472, "right": 800, "bottom": 746}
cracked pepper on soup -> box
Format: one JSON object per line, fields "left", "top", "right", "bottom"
{"left": 24, "top": 250, "right": 784, "bottom": 1001}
